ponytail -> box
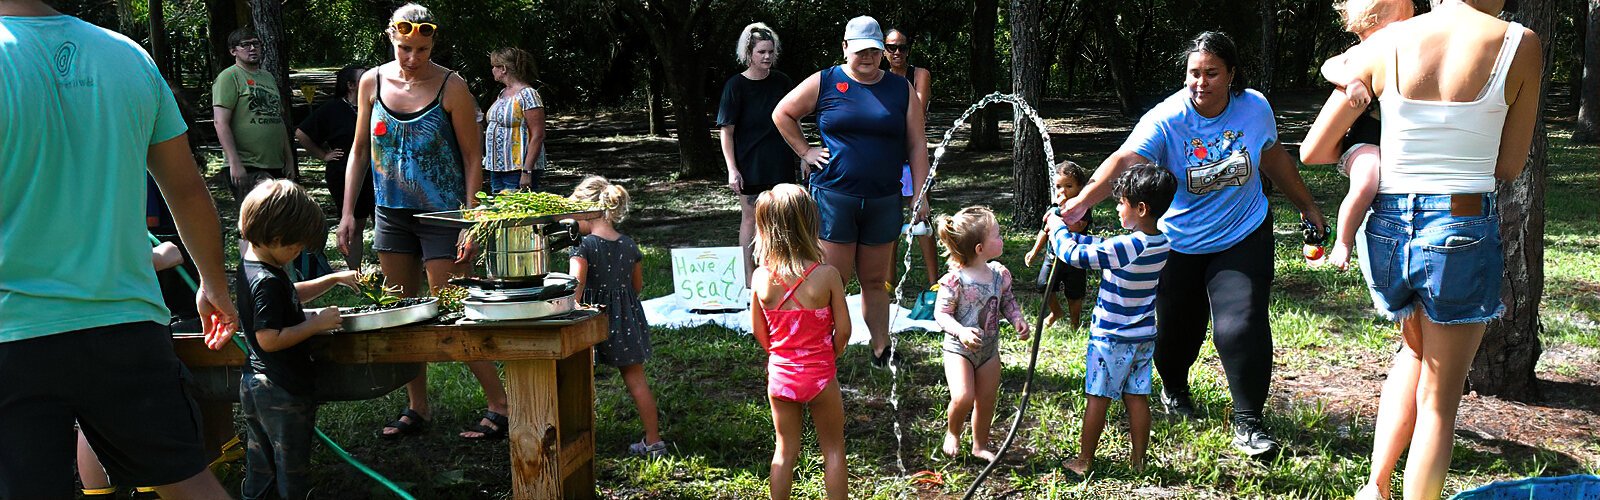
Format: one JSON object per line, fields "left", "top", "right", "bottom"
{"left": 934, "top": 207, "right": 996, "bottom": 269}
{"left": 571, "top": 175, "right": 630, "bottom": 224}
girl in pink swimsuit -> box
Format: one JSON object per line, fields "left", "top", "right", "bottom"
{"left": 750, "top": 184, "right": 851, "bottom": 500}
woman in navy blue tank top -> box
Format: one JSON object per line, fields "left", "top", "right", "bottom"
{"left": 774, "top": 16, "right": 930, "bottom": 365}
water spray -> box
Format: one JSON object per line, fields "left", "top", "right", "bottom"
{"left": 886, "top": 93, "right": 1060, "bottom": 496}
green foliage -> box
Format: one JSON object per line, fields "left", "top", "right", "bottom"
{"left": 354, "top": 271, "right": 400, "bottom": 308}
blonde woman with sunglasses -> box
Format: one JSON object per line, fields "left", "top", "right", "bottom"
{"left": 336, "top": 2, "right": 509, "bottom": 442}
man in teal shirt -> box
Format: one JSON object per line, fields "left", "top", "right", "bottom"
{"left": 0, "top": 1, "right": 237, "bottom": 497}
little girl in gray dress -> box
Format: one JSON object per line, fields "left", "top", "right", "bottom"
{"left": 569, "top": 176, "right": 666, "bottom": 457}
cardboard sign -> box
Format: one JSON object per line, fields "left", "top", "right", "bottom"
{"left": 670, "top": 247, "right": 747, "bottom": 310}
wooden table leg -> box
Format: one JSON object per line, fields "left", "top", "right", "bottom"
{"left": 505, "top": 359, "right": 560, "bottom": 500}
{"left": 558, "top": 348, "right": 596, "bottom": 499}
{"left": 199, "top": 401, "right": 235, "bottom": 465}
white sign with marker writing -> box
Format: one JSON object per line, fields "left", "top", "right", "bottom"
{"left": 670, "top": 247, "right": 747, "bottom": 310}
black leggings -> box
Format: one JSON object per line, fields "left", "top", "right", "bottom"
{"left": 1154, "top": 217, "right": 1274, "bottom": 421}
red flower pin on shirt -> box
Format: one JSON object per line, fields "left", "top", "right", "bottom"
{"left": 374, "top": 121, "right": 388, "bottom": 137}
{"left": 836, "top": 82, "right": 849, "bottom": 93}
{"left": 246, "top": 79, "right": 255, "bottom": 86}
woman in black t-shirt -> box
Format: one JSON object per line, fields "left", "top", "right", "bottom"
{"left": 295, "top": 65, "right": 374, "bottom": 270}
{"left": 718, "top": 22, "right": 798, "bottom": 284}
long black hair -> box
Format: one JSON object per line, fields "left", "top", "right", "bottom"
{"left": 1183, "top": 31, "right": 1247, "bottom": 96}
{"left": 335, "top": 65, "right": 365, "bottom": 99}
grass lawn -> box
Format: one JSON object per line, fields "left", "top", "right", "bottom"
{"left": 194, "top": 92, "right": 1598, "bottom": 499}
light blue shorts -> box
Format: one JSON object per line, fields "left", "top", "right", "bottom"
{"left": 1084, "top": 335, "right": 1155, "bottom": 400}
{"left": 1357, "top": 193, "right": 1504, "bottom": 324}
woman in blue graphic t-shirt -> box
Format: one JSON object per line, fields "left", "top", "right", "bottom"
{"left": 1056, "top": 32, "right": 1326, "bottom": 459}
{"left": 773, "top": 15, "right": 930, "bottom": 367}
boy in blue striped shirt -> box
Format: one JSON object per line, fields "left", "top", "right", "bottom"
{"left": 1045, "top": 163, "right": 1176, "bottom": 475}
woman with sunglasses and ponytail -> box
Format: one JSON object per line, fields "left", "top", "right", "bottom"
{"left": 337, "top": 2, "right": 512, "bottom": 442}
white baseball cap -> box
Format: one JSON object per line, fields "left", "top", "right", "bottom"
{"left": 843, "top": 16, "right": 884, "bottom": 54}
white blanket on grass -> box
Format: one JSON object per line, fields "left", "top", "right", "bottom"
{"left": 642, "top": 294, "right": 940, "bottom": 345}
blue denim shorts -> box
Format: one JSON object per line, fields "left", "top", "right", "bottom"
{"left": 810, "top": 186, "right": 902, "bottom": 246}
{"left": 1084, "top": 335, "right": 1155, "bottom": 400}
{"left": 1357, "top": 193, "right": 1505, "bottom": 324}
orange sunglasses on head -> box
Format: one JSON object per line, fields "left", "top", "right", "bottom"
{"left": 391, "top": 21, "right": 437, "bottom": 37}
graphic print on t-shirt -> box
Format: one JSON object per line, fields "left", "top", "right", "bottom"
{"left": 246, "top": 81, "right": 283, "bottom": 125}
{"left": 1184, "top": 130, "right": 1253, "bottom": 195}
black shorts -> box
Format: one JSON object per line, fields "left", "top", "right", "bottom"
{"left": 374, "top": 206, "right": 463, "bottom": 262}
{"left": 740, "top": 182, "right": 779, "bottom": 198}
{"left": 1039, "top": 256, "right": 1088, "bottom": 301}
{"left": 0, "top": 322, "right": 209, "bottom": 496}
{"left": 229, "top": 167, "right": 282, "bottom": 203}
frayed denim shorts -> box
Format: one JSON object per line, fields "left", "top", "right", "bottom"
{"left": 1357, "top": 193, "right": 1505, "bottom": 324}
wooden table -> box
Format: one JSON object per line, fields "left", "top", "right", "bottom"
{"left": 173, "top": 312, "right": 608, "bottom": 499}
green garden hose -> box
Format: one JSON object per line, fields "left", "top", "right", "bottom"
{"left": 148, "top": 232, "right": 416, "bottom": 499}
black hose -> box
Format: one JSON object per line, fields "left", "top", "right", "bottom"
{"left": 961, "top": 249, "right": 1060, "bottom": 499}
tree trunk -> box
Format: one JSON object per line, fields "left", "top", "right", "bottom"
{"left": 246, "top": 0, "right": 295, "bottom": 140}
{"left": 148, "top": 0, "right": 172, "bottom": 80}
{"left": 1092, "top": 2, "right": 1138, "bottom": 117}
{"left": 616, "top": 0, "right": 721, "bottom": 179}
{"left": 1470, "top": 0, "right": 1554, "bottom": 400}
{"left": 1258, "top": 0, "right": 1278, "bottom": 95}
{"left": 647, "top": 57, "right": 668, "bottom": 137}
{"left": 206, "top": 0, "right": 245, "bottom": 76}
{"left": 1569, "top": 0, "right": 1587, "bottom": 116}
{"left": 967, "top": 0, "right": 1002, "bottom": 151}
{"left": 1574, "top": 1, "right": 1600, "bottom": 143}
{"left": 1009, "top": 0, "right": 1049, "bottom": 232}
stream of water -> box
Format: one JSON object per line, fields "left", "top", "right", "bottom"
{"left": 884, "top": 92, "right": 1057, "bottom": 477}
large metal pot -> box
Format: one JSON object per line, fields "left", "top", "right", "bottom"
{"left": 483, "top": 221, "right": 579, "bottom": 280}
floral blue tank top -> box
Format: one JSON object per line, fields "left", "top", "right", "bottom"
{"left": 369, "top": 70, "right": 466, "bottom": 211}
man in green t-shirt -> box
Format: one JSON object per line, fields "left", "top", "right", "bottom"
{"left": 212, "top": 27, "right": 295, "bottom": 197}
{"left": 213, "top": 27, "right": 295, "bottom": 254}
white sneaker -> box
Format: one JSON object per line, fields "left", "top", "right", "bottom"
{"left": 628, "top": 439, "right": 668, "bottom": 458}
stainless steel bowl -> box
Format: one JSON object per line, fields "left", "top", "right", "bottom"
{"left": 339, "top": 298, "right": 440, "bottom": 332}
{"left": 462, "top": 294, "right": 576, "bottom": 321}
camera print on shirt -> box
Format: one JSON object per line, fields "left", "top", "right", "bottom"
{"left": 1184, "top": 130, "right": 1253, "bottom": 196}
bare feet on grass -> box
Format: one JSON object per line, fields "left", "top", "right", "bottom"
{"left": 941, "top": 433, "right": 960, "bottom": 458}
{"left": 971, "top": 442, "right": 997, "bottom": 462}
{"left": 1042, "top": 313, "right": 1059, "bottom": 329}
{"left": 1064, "top": 456, "right": 1091, "bottom": 476}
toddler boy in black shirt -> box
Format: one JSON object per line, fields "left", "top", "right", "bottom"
{"left": 235, "top": 180, "right": 357, "bottom": 499}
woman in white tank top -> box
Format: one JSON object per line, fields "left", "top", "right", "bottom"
{"left": 1300, "top": 1, "right": 1542, "bottom": 499}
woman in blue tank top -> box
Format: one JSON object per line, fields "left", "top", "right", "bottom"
{"left": 774, "top": 15, "right": 930, "bottom": 366}
{"left": 336, "top": 3, "right": 510, "bottom": 443}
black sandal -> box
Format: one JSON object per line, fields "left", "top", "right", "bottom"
{"left": 872, "top": 342, "right": 895, "bottom": 368}
{"left": 462, "top": 410, "right": 509, "bottom": 440}
{"left": 379, "top": 408, "right": 429, "bottom": 439}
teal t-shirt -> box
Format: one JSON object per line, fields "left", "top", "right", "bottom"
{"left": 0, "top": 14, "right": 187, "bottom": 342}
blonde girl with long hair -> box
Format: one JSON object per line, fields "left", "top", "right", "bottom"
{"left": 749, "top": 184, "right": 850, "bottom": 499}
{"left": 569, "top": 176, "right": 667, "bottom": 457}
